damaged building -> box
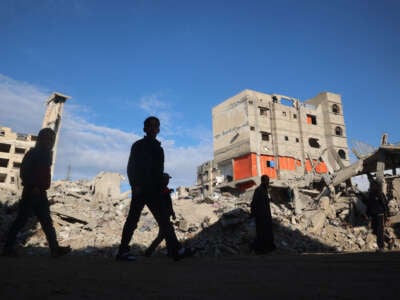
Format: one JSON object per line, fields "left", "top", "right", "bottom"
{"left": 197, "top": 89, "right": 350, "bottom": 194}
{"left": 0, "top": 92, "right": 69, "bottom": 192}
{"left": 0, "top": 127, "right": 37, "bottom": 189}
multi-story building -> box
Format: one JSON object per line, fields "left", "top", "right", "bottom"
{"left": 196, "top": 160, "right": 221, "bottom": 196}
{"left": 211, "top": 89, "right": 349, "bottom": 189}
{"left": 0, "top": 92, "right": 69, "bottom": 191}
{"left": 0, "top": 127, "right": 37, "bottom": 189}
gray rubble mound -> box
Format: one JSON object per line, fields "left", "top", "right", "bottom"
{"left": 1, "top": 177, "right": 400, "bottom": 257}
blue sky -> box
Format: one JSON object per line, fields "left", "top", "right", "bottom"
{"left": 0, "top": 0, "right": 399, "bottom": 189}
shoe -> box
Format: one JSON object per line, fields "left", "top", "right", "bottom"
{"left": 254, "top": 244, "right": 276, "bottom": 255}
{"left": 51, "top": 246, "right": 71, "bottom": 258}
{"left": 144, "top": 248, "right": 153, "bottom": 257}
{"left": 173, "top": 247, "right": 196, "bottom": 261}
{"left": 2, "top": 247, "right": 18, "bottom": 257}
{"left": 116, "top": 251, "right": 136, "bottom": 261}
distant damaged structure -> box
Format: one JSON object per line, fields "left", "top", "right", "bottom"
{"left": 0, "top": 127, "right": 36, "bottom": 189}
{"left": 0, "top": 92, "right": 69, "bottom": 191}
{"left": 197, "top": 89, "right": 350, "bottom": 195}
{"left": 320, "top": 134, "right": 400, "bottom": 197}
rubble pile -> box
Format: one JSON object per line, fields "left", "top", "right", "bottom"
{"left": 1, "top": 175, "right": 400, "bottom": 257}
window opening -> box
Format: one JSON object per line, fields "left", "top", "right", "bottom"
{"left": 0, "top": 158, "right": 9, "bottom": 168}
{"left": 261, "top": 132, "right": 270, "bottom": 141}
{"left": 335, "top": 126, "right": 343, "bottom": 136}
{"left": 332, "top": 104, "right": 340, "bottom": 114}
{"left": 15, "top": 148, "right": 25, "bottom": 154}
{"left": 306, "top": 114, "right": 317, "bottom": 125}
{"left": 0, "top": 173, "right": 6, "bottom": 183}
{"left": 293, "top": 114, "right": 297, "bottom": 119}
{"left": 309, "top": 138, "right": 320, "bottom": 148}
{"left": 296, "top": 138, "right": 299, "bottom": 143}
{"left": 284, "top": 136, "right": 289, "bottom": 141}
{"left": 282, "top": 111, "right": 287, "bottom": 117}
{"left": 250, "top": 126, "right": 255, "bottom": 131}
{"left": 338, "top": 149, "right": 346, "bottom": 159}
{"left": 0, "top": 143, "right": 11, "bottom": 153}
{"left": 13, "top": 162, "right": 21, "bottom": 169}
{"left": 280, "top": 98, "right": 294, "bottom": 107}
{"left": 259, "top": 107, "right": 269, "bottom": 116}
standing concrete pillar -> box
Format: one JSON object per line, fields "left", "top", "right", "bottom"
{"left": 253, "top": 95, "right": 261, "bottom": 177}
{"left": 41, "top": 92, "right": 70, "bottom": 178}
{"left": 376, "top": 150, "right": 386, "bottom": 194}
{"left": 270, "top": 97, "right": 280, "bottom": 179}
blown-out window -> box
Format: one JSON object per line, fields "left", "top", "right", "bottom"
{"left": 335, "top": 126, "right": 343, "bottom": 136}
{"left": 338, "top": 149, "right": 346, "bottom": 159}
{"left": 306, "top": 114, "right": 317, "bottom": 125}
{"left": 309, "top": 138, "right": 320, "bottom": 148}
{"left": 332, "top": 104, "right": 340, "bottom": 114}
{"left": 260, "top": 107, "right": 269, "bottom": 116}
{"left": 261, "top": 132, "right": 270, "bottom": 141}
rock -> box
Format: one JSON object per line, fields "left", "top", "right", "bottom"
{"left": 308, "top": 211, "right": 326, "bottom": 234}
{"left": 319, "top": 196, "right": 330, "bottom": 210}
{"left": 388, "top": 199, "right": 399, "bottom": 217}
{"left": 220, "top": 208, "right": 248, "bottom": 228}
{"left": 178, "top": 219, "right": 189, "bottom": 232}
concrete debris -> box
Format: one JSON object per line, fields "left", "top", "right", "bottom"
{"left": 1, "top": 172, "right": 400, "bottom": 257}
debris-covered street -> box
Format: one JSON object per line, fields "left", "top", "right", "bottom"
{"left": 1, "top": 252, "right": 400, "bottom": 299}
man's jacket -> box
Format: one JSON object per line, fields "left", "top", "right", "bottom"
{"left": 127, "top": 136, "right": 164, "bottom": 192}
{"left": 20, "top": 147, "right": 52, "bottom": 190}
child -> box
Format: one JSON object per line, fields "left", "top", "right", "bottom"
{"left": 145, "top": 172, "right": 176, "bottom": 257}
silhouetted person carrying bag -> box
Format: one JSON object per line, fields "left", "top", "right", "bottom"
{"left": 250, "top": 175, "right": 276, "bottom": 254}
{"left": 145, "top": 172, "right": 176, "bottom": 257}
{"left": 116, "top": 116, "right": 193, "bottom": 261}
{"left": 2, "top": 128, "right": 71, "bottom": 258}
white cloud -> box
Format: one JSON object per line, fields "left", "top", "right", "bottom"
{"left": 0, "top": 74, "right": 212, "bottom": 188}
{"left": 0, "top": 74, "right": 46, "bottom": 133}
{"left": 138, "top": 92, "right": 183, "bottom": 136}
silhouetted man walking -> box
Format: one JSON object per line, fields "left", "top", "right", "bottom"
{"left": 2, "top": 128, "right": 71, "bottom": 257}
{"left": 116, "top": 116, "right": 191, "bottom": 261}
{"left": 251, "top": 175, "right": 276, "bottom": 254}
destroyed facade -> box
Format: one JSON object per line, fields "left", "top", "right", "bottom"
{"left": 198, "top": 89, "right": 350, "bottom": 194}
{"left": 0, "top": 92, "right": 69, "bottom": 192}
{"left": 0, "top": 127, "right": 36, "bottom": 190}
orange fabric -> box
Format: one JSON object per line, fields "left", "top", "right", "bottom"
{"left": 315, "top": 161, "right": 328, "bottom": 174}
{"left": 233, "top": 154, "right": 253, "bottom": 180}
{"left": 305, "top": 159, "right": 328, "bottom": 174}
{"left": 260, "top": 155, "right": 277, "bottom": 179}
{"left": 306, "top": 115, "right": 312, "bottom": 124}
{"left": 305, "top": 160, "right": 312, "bottom": 172}
{"left": 278, "top": 157, "right": 296, "bottom": 171}
{"left": 251, "top": 153, "right": 258, "bottom": 177}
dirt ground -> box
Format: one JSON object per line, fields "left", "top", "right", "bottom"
{"left": 1, "top": 251, "right": 400, "bottom": 300}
